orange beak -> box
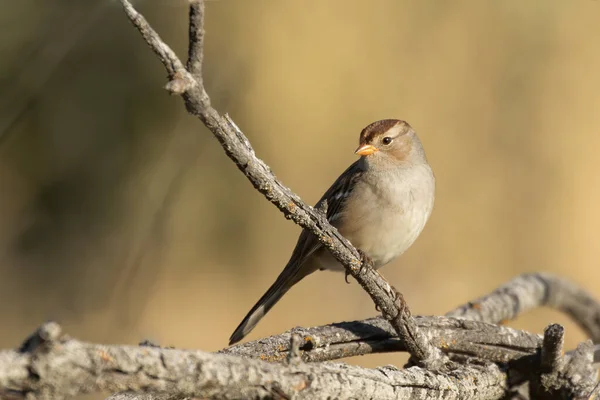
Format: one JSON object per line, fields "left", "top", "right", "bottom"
{"left": 354, "top": 144, "right": 378, "bottom": 156}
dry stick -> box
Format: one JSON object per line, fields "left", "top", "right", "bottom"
{"left": 187, "top": 0, "right": 204, "bottom": 82}
{"left": 109, "top": 275, "right": 600, "bottom": 399}
{"left": 447, "top": 272, "right": 600, "bottom": 342}
{"left": 0, "top": 321, "right": 594, "bottom": 399}
{"left": 222, "top": 315, "right": 542, "bottom": 364}
{"left": 118, "top": 0, "right": 445, "bottom": 370}
{"left": 522, "top": 324, "right": 568, "bottom": 399}
{"left": 448, "top": 273, "right": 600, "bottom": 400}
{"left": 529, "top": 329, "right": 597, "bottom": 399}
{"left": 224, "top": 272, "right": 600, "bottom": 363}
{"left": 540, "top": 324, "right": 565, "bottom": 374}
{"left": 0, "top": 322, "right": 509, "bottom": 400}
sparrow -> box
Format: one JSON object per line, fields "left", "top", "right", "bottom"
{"left": 229, "top": 119, "right": 435, "bottom": 345}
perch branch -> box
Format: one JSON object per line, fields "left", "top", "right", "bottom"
{"left": 118, "top": 0, "right": 444, "bottom": 369}
{"left": 0, "top": 323, "right": 507, "bottom": 400}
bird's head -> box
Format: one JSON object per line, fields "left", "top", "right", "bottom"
{"left": 355, "top": 119, "right": 427, "bottom": 167}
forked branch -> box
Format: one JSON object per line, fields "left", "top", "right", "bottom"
{"left": 119, "top": 0, "right": 444, "bottom": 370}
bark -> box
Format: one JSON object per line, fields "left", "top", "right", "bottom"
{"left": 1, "top": 322, "right": 509, "bottom": 400}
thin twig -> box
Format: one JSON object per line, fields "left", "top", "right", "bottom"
{"left": 187, "top": 0, "right": 205, "bottom": 82}
{"left": 120, "top": 1, "right": 186, "bottom": 77}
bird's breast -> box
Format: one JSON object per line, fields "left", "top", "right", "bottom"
{"left": 337, "top": 165, "right": 435, "bottom": 268}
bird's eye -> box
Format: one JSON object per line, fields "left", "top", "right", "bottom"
{"left": 382, "top": 137, "right": 393, "bottom": 145}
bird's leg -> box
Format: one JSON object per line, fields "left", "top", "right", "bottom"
{"left": 392, "top": 286, "right": 410, "bottom": 318}
{"left": 357, "top": 249, "right": 375, "bottom": 274}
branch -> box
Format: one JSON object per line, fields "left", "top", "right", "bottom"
{"left": 222, "top": 315, "right": 542, "bottom": 364}
{"left": 540, "top": 324, "right": 565, "bottom": 374}
{"left": 0, "top": 323, "right": 508, "bottom": 400}
{"left": 186, "top": 0, "right": 204, "bottom": 82}
{"left": 447, "top": 272, "right": 600, "bottom": 342}
{"left": 223, "top": 273, "right": 600, "bottom": 363}
{"left": 530, "top": 335, "right": 597, "bottom": 399}
{"left": 118, "top": 0, "right": 445, "bottom": 369}
{"left": 119, "top": 1, "right": 187, "bottom": 80}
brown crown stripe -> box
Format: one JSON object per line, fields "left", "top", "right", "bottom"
{"left": 359, "top": 119, "right": 408, "bottom": 144}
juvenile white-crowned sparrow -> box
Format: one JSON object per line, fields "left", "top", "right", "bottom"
{"left": 229, "top": 119, "right": 435, "bottom": 345}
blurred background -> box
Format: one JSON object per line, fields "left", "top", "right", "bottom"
{"left": 1, "top": 0, "right": 600, "bottom": 388}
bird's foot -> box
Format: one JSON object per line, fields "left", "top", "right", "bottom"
{"left": 357, "top": 249, "right": 374, "bottom": 273}
{"left": 390, "top": 285, "right": 411, "bottom": 318}
{"left": 345, "top": 249, "right": 374, "bottom": 284}
{"left": 376, "top": 287, "right": 410, "bottom": 316}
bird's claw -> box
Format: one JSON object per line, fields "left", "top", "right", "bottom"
{"left": 373, "top": 278, "right": 411, "bottom": 317}
{"left": 391, "top": 285, "right": 411, "bottom": 317}
{"left": 357, "top": 249, "right": 374, "bottom": 273}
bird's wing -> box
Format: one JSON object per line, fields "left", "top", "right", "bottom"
{"left": 287, "top": 160, "right": 364, "bottom": 268}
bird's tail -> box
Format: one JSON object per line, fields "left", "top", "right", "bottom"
{"left": 228, "top": 264, "right": 307, "bottom": 345}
